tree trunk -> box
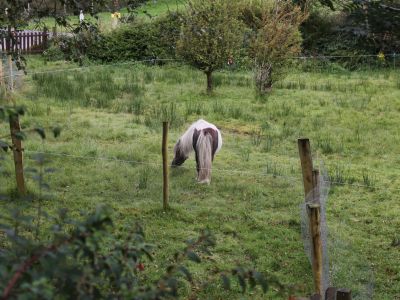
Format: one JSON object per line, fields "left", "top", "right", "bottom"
{"left": 206, "top": 71, "right": 213, "bottom": 94}
{"left": 255, "top": 63, "right": 273, "bottom": 95}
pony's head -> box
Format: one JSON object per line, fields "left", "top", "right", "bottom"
{"left": 171, "top": 139, "right": 188, "bottom": 167}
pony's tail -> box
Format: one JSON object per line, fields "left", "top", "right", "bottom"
{"left": 196, "top": 130, "right": 213, "bottom": 184}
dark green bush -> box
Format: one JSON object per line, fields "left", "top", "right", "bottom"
{"left": 42, "top": 44, "right": 65, "bottom": 62}
{"left": 301, "top": 2, "right": 400, "bottom": 67}
{"left": 88, "top": 12, "right": 183, "bottom": 62}
{"left": 0, "top": 205, "right": 278, "bottom": 299}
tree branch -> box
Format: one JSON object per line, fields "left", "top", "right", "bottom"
{"left": 379, "top": 3, "right": 400, "bottom": 12}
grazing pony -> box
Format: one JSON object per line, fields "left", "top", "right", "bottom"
{"left": 172, "top": 119, "right": 222, "bottom": 184}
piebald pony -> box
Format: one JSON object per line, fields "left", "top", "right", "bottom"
{"left": 172, "top": 119, "right": 222, "bottom": 184}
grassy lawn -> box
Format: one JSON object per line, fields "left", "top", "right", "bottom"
{"left": 0, "top": 57, "right": 399, "bottom": 299}
{"left": 27, "top": 0, "right": 186, "bottom": 32}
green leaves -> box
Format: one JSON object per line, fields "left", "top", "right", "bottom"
{"left": 253, "top": 271, "right": 269, "bottom": 293}
{"left": 221, "top": 268, "right": 271, "bottom": 294}
{"left": 187, "top": 250, "right": 201, "bottom": 263}
{"left": 221, "top": 273, "right": 231, "bottom": 290}
{"left": 0, "top": 140, "right": 9, "bottom": 152}
{"left": 52, "top": 126, "right": 61, "bottom": 138}
{"left": 14, "top": 131, "right": 27, "bottom": 141}
{"left": 33, "top": 126, "right": 62, "bottom": 140}
{"left": 34, "top": 127, "right": 46, "bottom": 140}
{"left": 178, "top": 266, "right": 193, "bottom": 282}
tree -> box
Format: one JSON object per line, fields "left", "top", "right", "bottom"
{"left": 177, "top": 0, "right": 245, "bottom": 94}
{"left": 241, "top": 0, "right": 307, "bottom": 94}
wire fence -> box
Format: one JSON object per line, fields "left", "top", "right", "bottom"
{"left": 8, "top": 149, "right": 396, "bottom": 193}
{"left": 0, "top": 55, "right": 399, "bottom": 194}
{"left": 0, "top": 53, "right": 399, "bottom": 82}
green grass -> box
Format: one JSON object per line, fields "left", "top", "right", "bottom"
{"left": 27, "top": 0, "right": 186, "bottom": 32}
{"left": 1, "top": 58, "right": 400, "bottom": 299}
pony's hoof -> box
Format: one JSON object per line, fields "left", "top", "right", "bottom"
{"left": 197, "top": 179, "right": 210, "bottom": 185}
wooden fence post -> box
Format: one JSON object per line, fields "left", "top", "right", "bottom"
{"left": 7, "top": 55, "right": 13, "bottom": 91}
{"left": 162, "top": 122, "right": 169, "bottom": 210}
{"left": 336, "top": 289, "right": 352, "bottom": 300}
{"left": 298, "top": 139, "right": 323, "bottom": 296}
{"left": 9, "top": 114, "right": 26, "bottom": 195}
{"left": 309, "top": 169, "right": 323, "bottom": 295}
{"left": 43, "top": 28, "right": 48, "bottom": 51}
{"left": 0, "top": 56, "right": 4, "bottom": 86}
{"left": 308, "top": 202, "right": 323, "bottom": 296}
{"left": 298, "top": 138, "right": 314, "bottom": 197}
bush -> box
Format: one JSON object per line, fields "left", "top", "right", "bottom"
{"left": 0, "top": 205, "right": 279, "bottom": 299}
{"left": 42, "top": 44, "right": 65, "bottom": 62}
{"left": 301, "top": 2, "right": 400, "bottom": 65}
{"left": 88, "top": 12, "right": 184, "bottom": 62}
{"left": 241, "top": 0, "right": 307, "bottom": 94}
{"left": 56, "top": 22, "right": 102, "bottom": 66}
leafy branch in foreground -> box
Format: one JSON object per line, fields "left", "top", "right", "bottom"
{"left": 0, "top": 105, "right": 61, "bottom": 152}
{"left": 0, "top": 205, "right": 283, "bottom": 299}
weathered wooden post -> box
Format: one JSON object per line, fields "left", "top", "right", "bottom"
{"left": 0, "top": 55, "right": 4, "bottom": 86}
{"left": 162, "top": 122, "right": 169, "bottom": 210}
{"left": 298, "top": 139, "right": 323, "bottom": 296}
{"left": 298, "top": 138, "right": 314, "bottom": 197}
{"left": 7, "top": 54, "right": 13, "bottom": 91}
{"left": 9, "top": 114, "right": 26, "bottom": 195}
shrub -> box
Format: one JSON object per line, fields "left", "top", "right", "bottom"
{"left": 88, "top": 12, "right": 184, "bottom": 62}
{"left": 241, "top": 0, "right": 307, "bottom": 94}
{"left": 0, "top": 205, "right": 279, "bottom": 299}
{"left": 42, "top": 44, "right": 65, "bottom": 62}
{"left": 56, "top": 21, "right": 102, "bottom": 66}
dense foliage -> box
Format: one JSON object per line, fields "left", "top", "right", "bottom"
{"left": 301, "top": 0, "right": 400, "bottom": 57}
{"left": 0, "top": 204, "right": 276, "bottom": 299}
{"left": 87, "top": 12, "right": 183, "bottom": 62}
{"left": 0, "top": 105, "right": 61, "bottom": 152}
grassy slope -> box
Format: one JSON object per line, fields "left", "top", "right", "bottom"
{"left": 27, "top": 0, "right": 186, "bottom": 31}
{"left": 0, "top": 58, "right": 399, "bottom": 299}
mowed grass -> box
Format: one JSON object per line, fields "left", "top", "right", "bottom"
{"left": 0, "top": 58, "right": 399, "bottom": 299}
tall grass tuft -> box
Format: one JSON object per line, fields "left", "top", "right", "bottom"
{"left": 262, "top": 137, "right": 273, "bottom": 153}
{"left": 145, "top": 102, "right": 183, "bottom": 129}
{"left": 138, "top": 167, "right": 151, "bottom": 190}
{"left": 185, "top": 101, "right": 209, "bottom": 117}
{"left": 362, "top": 170, "right": 375, "bottom": 189}
{"left": 316, "top": 136, "right": 335, "bottom": 154}
{"left": 265, "top": 162, "right": 283, "bottom": 177}
{"left": 250, "top": 128, "right": 263, "bottom": 147}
